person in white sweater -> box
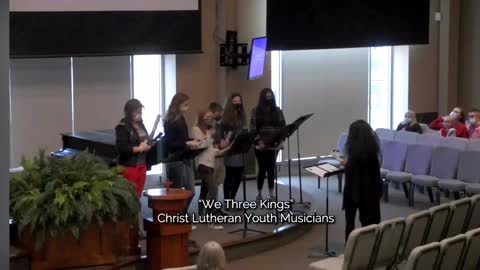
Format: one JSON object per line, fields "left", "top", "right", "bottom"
{"left": 192, "top": 110, "right": 231, "bottom": 230}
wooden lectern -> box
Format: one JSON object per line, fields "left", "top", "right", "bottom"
{"left": 143, "top": 187, "right": 193, "bottom": 270}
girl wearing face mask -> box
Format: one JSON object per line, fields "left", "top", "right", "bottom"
{"left": 116, "top": 99, "right": 157, "bottom": 239}
{"left": 115, "top": 98, "right": 153, "bottom": 197}
{"left": 192, "top": 111, "right": 231, "bottom": 229}
{"left": 250, "top": 88, "right": 286, "bottom": 201}
{"left": 396, "top": 110, "right": 422, "bottom": 134}
{"left": 430, "top": 107, "right": 465, "bottom": 130}
{"left": 164, "top": 93, "right": 201, "bottom": 211}
{"left": 222, "top": 93, "right": 247, "bottom": 202}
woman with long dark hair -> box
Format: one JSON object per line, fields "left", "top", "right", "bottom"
{"left": 342, "top": 120, "right": 383, "bottom": 242}
{"left": 222, "top": 93, "right": 247, "bottom": 201}
{"left": 115, "top": 99, "right": 154, "bottom": 238}
{"left": 164, "top": 93, "right": 200, "bottom": 210}
{"left": 115, "top": 99, "right": 153, "bottom": 197}
{"left": 250, "top": 88, "right": 285, "bottom": 201}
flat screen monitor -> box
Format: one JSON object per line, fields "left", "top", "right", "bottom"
{"left": 248, "top": 37, "right": 268, "bottom": 80}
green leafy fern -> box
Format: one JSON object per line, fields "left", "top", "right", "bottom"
{"left": 10, "top": 150, "right": 140, "bottom": 249}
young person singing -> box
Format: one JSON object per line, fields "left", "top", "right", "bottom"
{"left": 192, "top": 110, "right": 231, "bottom": 230}
{"left": 250, "top": 88, "right": 286, "bottom": 201}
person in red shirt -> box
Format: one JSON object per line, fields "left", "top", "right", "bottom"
{"left": 430, "top": 107, "right": 465, "bottom": 130}
{"left": 440, "top": 115, "right": 469, "bottom": 138}
{"left": 467, "top": 109, "right": 480, "bottom": 140}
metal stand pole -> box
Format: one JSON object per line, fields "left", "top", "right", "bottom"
{"left": 229, "top": 152, "right": 265, "bottom": 237}
{"left": 288, "top": 136, "right": 292, "bottom": 200}
{"left": 295, "top": 128, "right": 310, "bottom": 208}
{"left": 309, "top": 176, "right": 336, "bottom": 258}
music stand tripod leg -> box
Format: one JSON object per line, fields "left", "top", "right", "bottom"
{"left": 294, "top": 129, "right": 311, "bottom": 209}
{"left": 274, "top": 161, "right": 281, "bottom": 225}
{"left": 229, "top": 152, "right": 266, "bottom": 237}
{"left": 288, "top": 137, "right": 292, "bottom": 201}
{"left": 308, "top": 176, "right": 336, "bottom": 258}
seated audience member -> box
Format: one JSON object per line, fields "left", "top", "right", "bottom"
{"left": 396, "top": 110, "right": 423, "bottom": 134}
{"left": 467, "top": 109, "right": 480, "bottom": 140}
{"left": 197, "top": 241, "right": 226, "bottom": 270}
{"left": 440, "top": 115, "right": 469, "bottom": 138}
{"left": 430, "top": 107, "right": 465, "bottom": 130}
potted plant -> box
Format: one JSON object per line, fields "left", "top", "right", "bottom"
{"left": 10, "top": 150, "right": 141, "bottom": 269}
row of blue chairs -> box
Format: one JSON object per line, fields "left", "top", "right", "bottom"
{"left": 375, "top": 128, "right": 480, "bottom": 150}
{"left": 336, "top": 129, "right": 480, "bottom": 154}
{"left": 335, "top": 129, "right": 480, "bottom": 206}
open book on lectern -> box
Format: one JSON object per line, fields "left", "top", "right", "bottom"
{"left": 305, "top": 163, "right": 342, "bottom": 178}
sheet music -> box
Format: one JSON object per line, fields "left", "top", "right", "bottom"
{"left": 190, "top": 138, "right": 212, "bottom": 150}
{"left": 319, "top": 164, "right": 340, "bottom": 173}
{"left": 9, "top": 167, "right": 24, "bottom": 173}
{"left": 330, "top": 150, "right": 344, "bottom": 161}
{"left": 149, "top": 114, "right": 161, "bottom": 139}
{"left": 305, "top": 166, "right": 328, "bottom": 178}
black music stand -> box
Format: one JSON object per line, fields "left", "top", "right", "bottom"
{"left": 145, "top": 133, "right": 163, "bottom": 167}
{"left": 286, "top": 113, "right": 314, "bottom": 208}
{"left": 305, "top": 162, "right": 344, "bottom": 258}
{"left": 228, "top": 131, "right": 266, "bottom": 237}
{"left": 262, "top": 127, "right": 290, "bottom": 221}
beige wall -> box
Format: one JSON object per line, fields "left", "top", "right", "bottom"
{"left": 410, "top": 0, "right": 480, "bottom": 115}
{"left": 176, "top": 0, "right": 219, "bottom": 128}
{"left": 438, "top": 0, "right": 461, "bottom": 115}
{"left": 459, "top": 0, "right": 480, "bottom": 111}
{"left": 409, "top": 0, "right": 440, "bottom": 113}
{"left": 176, "top": 0, "right": 270, "bottom": 128}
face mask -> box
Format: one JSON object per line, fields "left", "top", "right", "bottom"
{"left": 205, "top": 119, "right": 215, "bottom": 127}
{"left": 134, "top": 115, "right": 142, "bottom": 122}
{"left": 181, "top": 105, "right": 189, "bottom": 112}
{"left": 404, "top": 118, "right": 412, "bottom": 124}
{"left": 265, "top": 97, "right": 274, "bottom": 104}
{"left": 450, "top": 111, "right": 458, "bottom": 118}
{"left": 468, "top": 117, "right": 478, "bottom": 126}
{"left": 233, "top": 104, "right": 242, "bottom": 110}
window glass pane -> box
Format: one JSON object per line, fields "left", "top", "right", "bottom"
{"left": 369, "top": 47, "right": 392, "bottom": 130}
{"left": 133, "top": 55, "right": 162, "bottom": 175}
{"left": 271, "top": 51, "right": 283, "bottom": 162}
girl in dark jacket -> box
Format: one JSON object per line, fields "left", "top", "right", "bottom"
{"left": 164, "top": 93, "right": 200, "bottom": 210}
{"left": 250, "top": 88, "right": 286, "bottom": 201}
{"left": 115, "top": 99, "right": 153, "bottom": 197}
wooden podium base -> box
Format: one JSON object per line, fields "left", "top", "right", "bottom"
{"left": 143, "top": 188, "right": 193, "bottom": 270}
{"left": 145, "top": 219, "right": 191, "bottom": 269}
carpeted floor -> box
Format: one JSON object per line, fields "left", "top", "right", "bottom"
{"left": 141, "top": 173, "right": 440, "bottom": 270}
